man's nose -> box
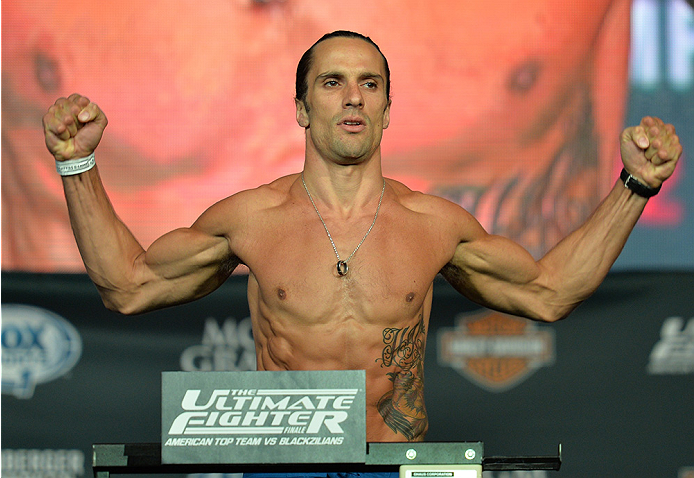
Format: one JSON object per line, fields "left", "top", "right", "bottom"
{"left": 343, "top": 82, "right": 364, "bottom": 108}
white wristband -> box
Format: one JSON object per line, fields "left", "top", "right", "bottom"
{"left": 56, "top": 152, "right": 96, "bottom": 176}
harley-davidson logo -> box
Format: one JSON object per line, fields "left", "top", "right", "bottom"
{"left": 437, "top": 310, "right": 555, "bottom": 392}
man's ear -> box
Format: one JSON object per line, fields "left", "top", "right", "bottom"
{"left": 382, "top": 99, "right": 392, "bottom": 129}
{"left": 295, "top": 98, "right": 309, "bottom": 128}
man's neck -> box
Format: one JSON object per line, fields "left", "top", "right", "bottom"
{"left": 301, "top": 154, "right": 386, "bottom": 214}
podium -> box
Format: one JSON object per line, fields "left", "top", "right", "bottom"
{"left": 92, "top": 442, "right": 562, "bottom": 477}
{"left": 93, "top": 371, "right": 562, "bottom": 477}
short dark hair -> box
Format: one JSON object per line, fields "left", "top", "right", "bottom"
{"left": 295, "top": 31, "right": 391, "bottom": 108}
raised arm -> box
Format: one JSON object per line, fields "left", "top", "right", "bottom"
{"left": 43, "top": 94, "right": 238, "bottom": 314}
{"left": 442, "top": 117, "right": 682, "bottom": 322}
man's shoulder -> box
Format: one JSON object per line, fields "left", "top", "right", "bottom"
{"left": 386, "top": 178, "right": 486, "bottom": 261}
{"left": 194, "top": 174, "right": 299, "bottom": 232}
{"left": 216, "top": 174, "right": 299, "bottom": 210}
{"left": 388, "top": 178, "right": 470, "bottom": 218}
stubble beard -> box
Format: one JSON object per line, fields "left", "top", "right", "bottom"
{"left": 328, "top": 120, "right": 384, "bottom": 166}
{"left": 331, "top": 138, "right": 373, "bottom": 165}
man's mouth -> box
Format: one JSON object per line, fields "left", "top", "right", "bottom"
{"left": 339, "top": 118, "right": 366, "bottom": 132}
{"left": 339, "top": 118, "right": 364, "bottom": 125}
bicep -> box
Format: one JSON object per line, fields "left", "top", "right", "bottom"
{"left": 123, "top": 223, "right": 237, "bottom": 313}
{"left": 442, "top": 233, "right": 552, "bottom": 319}
{"left": 144, "top": 226, "right": 235, "bottom": 282}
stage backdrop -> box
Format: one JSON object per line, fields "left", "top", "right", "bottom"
{"left": 2, "top": 272, "right": 694, "bottom": 478}
{"left": 2, "top": 0, "right": 693, "bottom": 272}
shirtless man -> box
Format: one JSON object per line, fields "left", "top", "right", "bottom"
{"left": 43, "top": 31, "right": 681, "bottom": 443}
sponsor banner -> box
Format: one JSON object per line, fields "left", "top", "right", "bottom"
{"left": 437, "top": 310, "right": 554, "bottom": 392}
{"left": 162, "top": 370, "right": 366, "bottom": 464}
{"left": 401, "top": 465, "right": 480, "bottom": 478}
{"left": 180, "top": 316, "right": 257, "bottom": 372}
{"left": 648, "top": 316, "right": 694, "bottom": 375}
{"left": 1, "top": 448, "right": 85, "bottom": 478}
{"left": 3, "top": 272, "right": 694, "bottom": 478}
{"left": 1, "top": 304, "right": 82, "bottom": 399}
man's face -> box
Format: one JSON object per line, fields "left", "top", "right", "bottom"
{"left": 296, "top": 37, "right": 391, "bottom": 165}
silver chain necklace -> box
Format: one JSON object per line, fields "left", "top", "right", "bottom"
{"left": 301, "top": 173, "right": 386, "bottom": 277}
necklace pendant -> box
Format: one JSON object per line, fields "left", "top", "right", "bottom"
{"left": 337, "top": 260, "right": 349, "bottom": 277}
{"left": 302, "top": 174, "right": 385, "bottom": 280}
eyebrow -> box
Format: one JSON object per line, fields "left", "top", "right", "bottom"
{"left": 316, "top": 71, "right": 384, "bottom": 83}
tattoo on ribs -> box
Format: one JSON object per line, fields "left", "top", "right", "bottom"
{"left": 375, "top": 315, "right": 427, "bottom": 440}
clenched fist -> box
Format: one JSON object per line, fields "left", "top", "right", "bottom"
{"left": 43, "top": 93, "right": 108, "bottom": 161}
{"left": 620, "top": 116, "right": 682, "bottom": 189}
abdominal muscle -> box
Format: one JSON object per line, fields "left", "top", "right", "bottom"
{"left": 247, "top": 274, "right": 432, "bottom": 442}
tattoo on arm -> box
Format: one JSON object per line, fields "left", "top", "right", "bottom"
{"left": 375, "top": 315, "right": 428, "bottom": 440}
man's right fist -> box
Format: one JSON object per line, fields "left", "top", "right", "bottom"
{"left": 43, "top": 93, "right": 108, "bottom": 161}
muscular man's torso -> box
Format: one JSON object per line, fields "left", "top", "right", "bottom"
{"left": 227, "top": 174, "right": 467, "bottom": 442}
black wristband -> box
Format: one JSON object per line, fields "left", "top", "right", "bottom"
{"left": 620, "top": 168, "right": 661, "bottom": 198}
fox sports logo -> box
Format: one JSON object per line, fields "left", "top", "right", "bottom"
{"left": 2, "top": 304, "right": 82, "bottom": 399}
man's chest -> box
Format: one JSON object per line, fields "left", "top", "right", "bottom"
{"left": 241, "top": 208, "right": 450, "bottom": 325}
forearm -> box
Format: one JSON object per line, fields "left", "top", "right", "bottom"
{"left": 45, "top": 94, "right": 145, "bottom": 307}
{"left": 62, "top": 166, "right": 147, "bottom": 310}
{"left": 447, "top": 116, "right": 680, "bottom": 322}
{"left": 538, "top": 178, "right": 647, "bottom": 316}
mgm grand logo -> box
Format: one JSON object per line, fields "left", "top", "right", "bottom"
{"left": 438, "top": 311, "right": 555, "bottom": 392}
{"left": 167, "top": 388, "right": 357, "bottom": 440}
